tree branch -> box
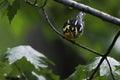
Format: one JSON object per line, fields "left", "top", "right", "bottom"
{"left": 55, "top": 0, "right": 120, "bottom": 26}
{"left": 24, "top": 1, "right": 119, "bottom": 79}
{"left": 89, "top": 30, "right": 120, "bottom": 80}
{"left": 105, "top": 58, "right": 115, "bottom": 80}
{"left": 42, "top": 7, "right": 103, "bottom": 56}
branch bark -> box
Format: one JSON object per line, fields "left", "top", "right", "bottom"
{"left": 55, "top": 0, "right": 120, "bottom": 26}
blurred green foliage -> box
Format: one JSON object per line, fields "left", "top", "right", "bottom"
{"left": 0, "top": 0, "right": 120, "bottom": 80}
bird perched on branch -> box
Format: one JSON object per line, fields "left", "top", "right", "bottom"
{"left": 62, "top": 12, "right": 85, "bottom": 40}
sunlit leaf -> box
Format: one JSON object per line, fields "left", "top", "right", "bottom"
{"left": 38, "top": 69, "right": 60, "bottom": 80}
{"left": 7, "top": 0, "right": 20, "bottom": 23}
{"left": 5, "top": 45, "right": 48, "bottom": 70}
{"left": 100, "top": 57, "right": 120, "bottom": 76}
{"left": 87, "top": 57, "right": 100, "bottom": 72}
{"left": 114, "top": 69, "right": 120, "bottom": 79}
{"left": 32, "top": 71, "right": 46, "bottom": 80}
{"left": 66, "top": 65, "right": 87, "bottom": 80}
{"left": 87, "top": 56, "right": 120, "bottom": 77}
{"left": 115, "top": 69, "right": 120, "bottom": 75}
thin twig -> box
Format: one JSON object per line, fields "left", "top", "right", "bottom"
{"left": 89, "top": 30, "right": 120, "bottom": 80}
{"left": 105, "top": 31, "right": 120, "bottom": 56}
{"left": 25, "top": 0, "right": 38, "bottom": 7}
{"left": 105, "top": 58, "right": 115, "bottom": 80}
{"left": 24, "top": 0, "right": 47, "bottom": 8}
{"left": 14, "top": 63, "right": 28, "bottom": 80}
{"left": 42, "top": 7, "right": 103, "bottom": 56}
{"left": 55, "top": 0, "right": 120, "bottom": 26}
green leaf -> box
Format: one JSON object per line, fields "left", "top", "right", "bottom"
{"left": 115, "top": 69, "right": 120, "bottom": 75}
{"left": 66, "top": 65, "right": 87, "bottom": 80}
{"left": 38, "top": 69, "right": 60, "bottom": 80}
{"left": 5, "top": 45, "right": 49, "bottom": 70}
{"left": 86, "top": 57, "right": 100, "bottom": 73}
{"left": 0, "top": 0, "right": 8, "bottom": 9}
{"left": 7, "top": 0, "right": 20, "bottom": 23}
{"left": 100, "top": 57, "right": 120, "bottom": 76}
{"left": 32, "top": 71, "right": 46, "bottom": 80}
{"left": 0, "top": 62, "right": 12, "bottom": 80}
{"left": 26, "top": 0, "right": 46, "bottom": 7}
{"left": 87, "top": 56, "right": 120, "bottom": 77}
{"left": 114, "top": 69, "right": 120, "bottom": 79}
{"left": 8, "top": 0, "right": 15, "bottom": 5}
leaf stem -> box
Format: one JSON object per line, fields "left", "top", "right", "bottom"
{"left": 105, "top": 58, "right": 115, "bottom": 80}
{"left": 24, "top": 0, "right": 47, "bottom": 8}
{"left": 14, "top": 63, "right": 28, "bottom": 80}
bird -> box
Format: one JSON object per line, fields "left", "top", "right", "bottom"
{"left": 62, "top": 12, "right": 85, "bottom": 40}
